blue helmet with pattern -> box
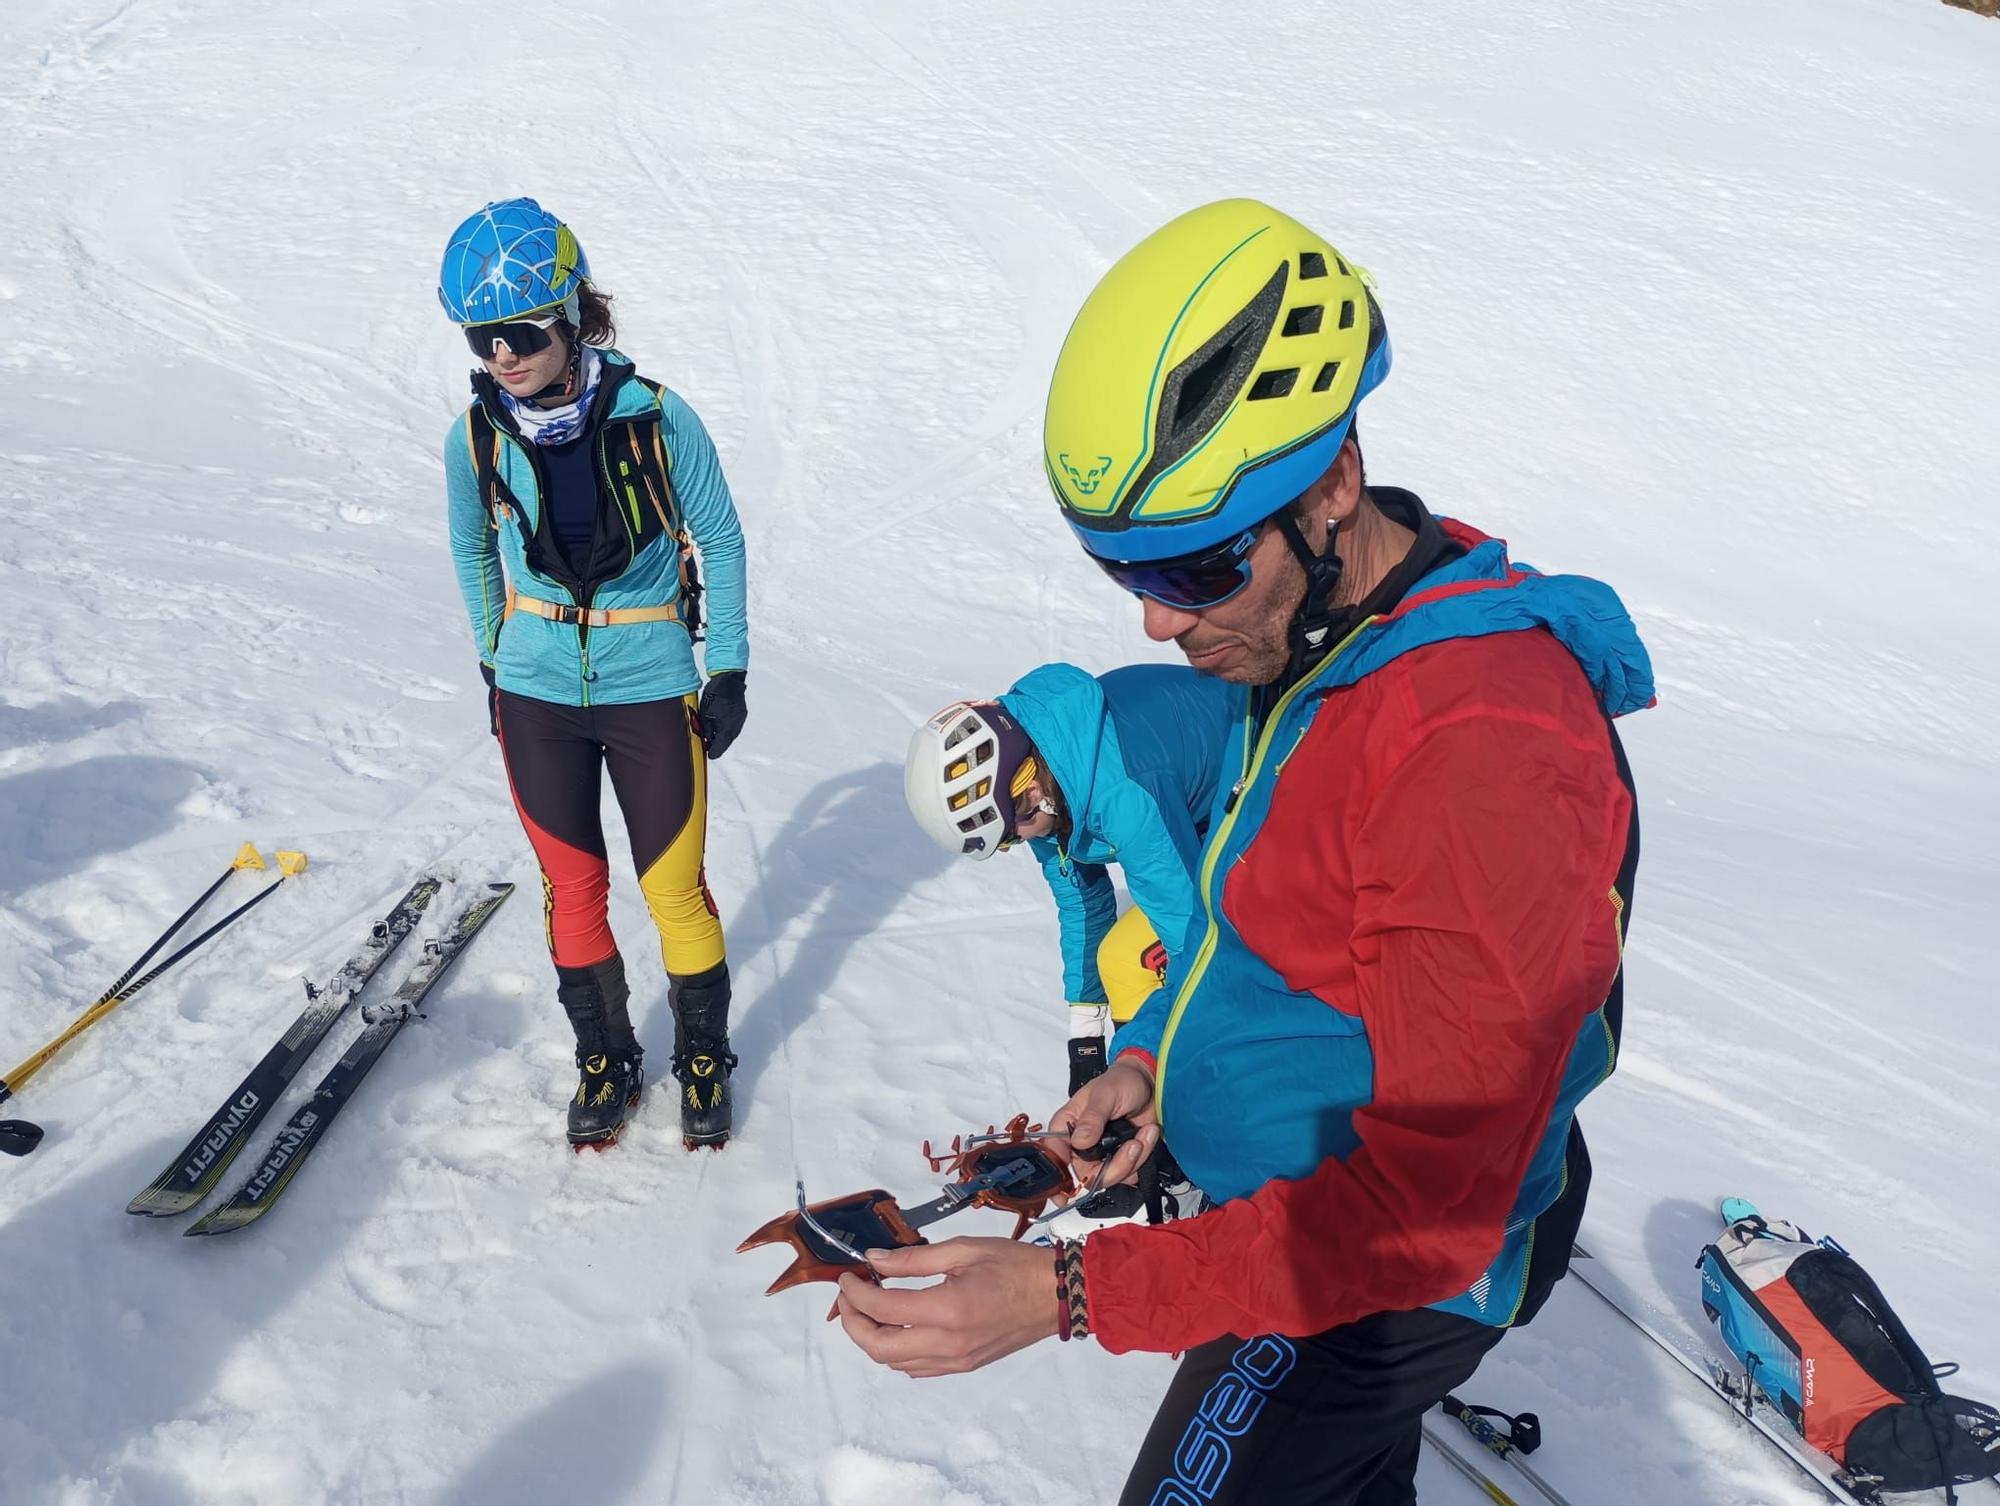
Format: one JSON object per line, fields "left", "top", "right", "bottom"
{"left": 437, "top": 198, "right": 591, "bottom": 326}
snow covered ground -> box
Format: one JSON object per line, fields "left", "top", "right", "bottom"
{"left": 2, "top": 0, "right": 1997, "bottom": 1501}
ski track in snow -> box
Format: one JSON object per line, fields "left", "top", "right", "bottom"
{"left": 2, "top": 0, "right": 1998, "bottom": 1502}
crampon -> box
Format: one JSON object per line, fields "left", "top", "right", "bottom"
{"left": 738, "top": 1112, "right": 1138, "bottom": 1316}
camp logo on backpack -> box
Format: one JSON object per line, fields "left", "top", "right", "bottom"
{"left": 1699, "top": 1205, "right": 2000, "bottom": 1499}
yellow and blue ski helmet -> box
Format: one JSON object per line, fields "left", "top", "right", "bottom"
{"left": 1044, "top": 199, "right": 1390, "bottom": 563}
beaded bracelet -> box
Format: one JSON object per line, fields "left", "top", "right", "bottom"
{"left": 1053, "top": 1239, "right": 1090, "bottom": 1341}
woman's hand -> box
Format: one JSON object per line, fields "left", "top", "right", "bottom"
{"left": 697, "top": 670, "right": 747, "bottom": 759}
{"left": 480, "top": 661, "right": 499, "bottom": 738}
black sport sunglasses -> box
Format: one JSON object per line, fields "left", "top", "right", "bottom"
{"left": 462, "top": 312, "right": 564, "bottom": 359}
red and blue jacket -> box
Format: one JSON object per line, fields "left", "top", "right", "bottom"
{"left": 1087, "top": 498, "right": 1653, "bottom": 1355}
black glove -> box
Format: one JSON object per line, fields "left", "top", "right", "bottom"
{"left": 480, "top": 662, "right": 498, "bottom": 738}
{"left": 697, "top": 670, "right": 747, "bottom": 760}
{"left": 1066, "top": 1035, "right": 1108, "bottom": 1097}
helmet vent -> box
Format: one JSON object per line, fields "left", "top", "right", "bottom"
{"left": 1339, "top": 299, "right": 1356, "bottom": 331}
{"left": 1106, "top": 255, "right": 1312, "bottom": 526}
{"left": 1172, "top": 341, "right": 1246, "bottom": 433}
{"left": 1153, "top": 261, "right": 1286, "bottom": 464}
{"left": 1298, "top": 252, "right": 1328, "bottom": 280}
{"left": 1283, "top": 306, "right": 1324, "bottom": 337}
{"left": 1247, "top": 368, "right": 1300, "bottom": 401}
{"left": 1312, "top": 360, "right": 1342, "bottom": 393}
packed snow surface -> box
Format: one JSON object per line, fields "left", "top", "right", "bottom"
{"left": 2, "top": 0, "right": 1996, "bottom": 1502}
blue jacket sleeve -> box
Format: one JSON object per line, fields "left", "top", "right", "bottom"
{"left": 1031, "top": 838, "right": 1117, "bottom": 1005}
{"left": 661, "top": 392, "right": 748, "bottom": 675}
{"left": 444, "top": 419, "right": 506, "bottom": 664}
{"left": 1113, "top": 985, "right": 1170, "bottom": 1067}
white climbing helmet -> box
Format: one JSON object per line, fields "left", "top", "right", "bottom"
{"left": 904, "top": 700, "right": 1038, "bottom": 861}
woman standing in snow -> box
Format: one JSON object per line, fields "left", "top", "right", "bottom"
{"left": 438, "top": 197, "right": 748, "bottom": 1151}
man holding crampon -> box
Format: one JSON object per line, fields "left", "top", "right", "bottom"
{"left": 838, "top": 198, "right": 1654, "bottom": 1506}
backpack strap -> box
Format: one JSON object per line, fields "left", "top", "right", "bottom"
{"left": 631, "top": 376, "right": 704, "bottom": 644}
{"left": 630, "top": 377, "right": 682, "bottom": 525}
{"left": 464, "top": 404, "right": 527, "bottom": 536}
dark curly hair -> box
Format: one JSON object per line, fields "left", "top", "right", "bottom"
{"left": 573, "top": 279, "right": 617, "bottom": 347}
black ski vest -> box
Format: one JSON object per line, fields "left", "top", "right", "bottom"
{"left": 463, "top": 361, "right": 703, "bottom": 638}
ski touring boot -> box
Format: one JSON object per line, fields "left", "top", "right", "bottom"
{"left": 559, "top": 955, "right": 643, "bottom": 1151}
{"left": 670, "top": 961, "right": 737, "bottom": 1151}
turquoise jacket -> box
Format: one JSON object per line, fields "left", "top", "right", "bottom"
{"left": 999, "top": 663, "right": 1232, "bottom": 1008}
{"left": 444, "top": 351, "right": 747, "bottom": 705}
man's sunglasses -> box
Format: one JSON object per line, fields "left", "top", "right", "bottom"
{"left": 462, "top": 312, "right": 565, "bottom": 359}
{"left": 1094, "top": 525, "right": 1261, "bottom": 611}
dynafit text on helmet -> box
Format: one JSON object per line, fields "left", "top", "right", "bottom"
{"left": 904, "top": 663, "right": 1231, "bottom": 1104}
{"left": 438, "top": 197, "right": 754, "bottom": 1153}
{"left": 836, "top": 197, "right": 1658, "bottom": 1505}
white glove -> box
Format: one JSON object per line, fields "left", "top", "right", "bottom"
{"left": 1066, "top": 1003, "right": 1111, "bottom": 1040}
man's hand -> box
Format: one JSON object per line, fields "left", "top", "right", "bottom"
{"left": 1052, "top": 1058, "right": 1158, "bottom": 1194}
{"left": 836, "top": 1237, "right": 1060, "bottom": 1377}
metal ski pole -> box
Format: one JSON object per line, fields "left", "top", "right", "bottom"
{"left": 1440, "top": 1396, "right": 1577, "bottom": 1506}
{"left": 0, "top": 847, "right": 306, "bottom": 1155}
{"left": 1422, "top": 1418, "right": 1527, "bottom": 1505}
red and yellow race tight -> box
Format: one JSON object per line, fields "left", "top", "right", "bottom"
{"left": 495, "top": 690, "right": 725, "bottom": 976}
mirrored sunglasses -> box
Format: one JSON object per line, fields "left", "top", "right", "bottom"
{"left": 1093, "top": 525, "right": 1261, "bottom": 611}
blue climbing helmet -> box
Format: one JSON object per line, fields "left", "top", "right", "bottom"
{"left": 437, "top": 198, "right": 591, "bottom": 326}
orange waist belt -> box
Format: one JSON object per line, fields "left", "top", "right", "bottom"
{"left": 505, "top": 587, "right": 680, "bottom": 629}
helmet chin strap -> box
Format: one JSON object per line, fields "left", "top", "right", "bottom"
{"left": 527, "top": 329, "right": 582, "bottom": 404}
{"left": 1276, "top": 509, "right": 1346, "bottom": 681}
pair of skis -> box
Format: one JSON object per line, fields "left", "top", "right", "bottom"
{"left": 127, "top": 878, "right": 513, "bottom": 1234}
{"left": 1427, "top": 1204, "right": 1992, "bottom": 1506}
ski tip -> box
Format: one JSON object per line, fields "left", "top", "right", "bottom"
{"left": 126, "top": 1194, "right": 199, "bottom": 1218}
{"left": 1719, "top": 1196, "right": 1762, "bottom": 1226}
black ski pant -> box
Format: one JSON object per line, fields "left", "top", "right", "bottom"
{"left": 1117, "top": 1308, "right": 1503, "bottom": 1506}
{"left": 1120, "top": 1123, "right": 1593, "bottom": 1505}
